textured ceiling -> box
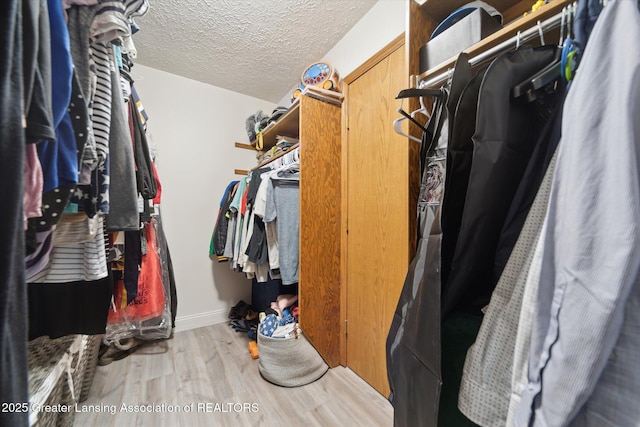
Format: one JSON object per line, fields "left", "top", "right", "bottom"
{"left": 133, "top": 0, "right": 378, "bottom": 103}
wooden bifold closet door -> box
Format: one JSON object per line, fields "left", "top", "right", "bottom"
{"left": 344, "top": 36, "right": 411, "bottom": 397}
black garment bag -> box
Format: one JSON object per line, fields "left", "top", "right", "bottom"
{"left": 386, "top": 54, "right": 472, "bottom": 427}
{"left": 441, "top": 45, "right": 558, "bottom": 319}
{"left": 440, "top": 63, "right": 486, "bottom": 289}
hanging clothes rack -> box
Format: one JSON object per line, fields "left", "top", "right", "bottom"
{"left": 419, "top": 2, "right": 577, "bottom": 90}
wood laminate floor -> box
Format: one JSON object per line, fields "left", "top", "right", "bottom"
{"left": 74, "top": 323, "right": 393, "bottom": 426}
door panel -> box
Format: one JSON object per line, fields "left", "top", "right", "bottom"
{"left": 346, "top": 46, "right": 408, "bottom": 397}
{"left": 299, "top": 96, "right": 342, "bottom": 367}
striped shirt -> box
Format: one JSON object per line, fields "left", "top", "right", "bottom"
{"left": 30, "top": 216, "right": 107, "bottom": 283}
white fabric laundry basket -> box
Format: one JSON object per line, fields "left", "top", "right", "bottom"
{"left": 257, "top": 325, "right": 328, "bottom": 387}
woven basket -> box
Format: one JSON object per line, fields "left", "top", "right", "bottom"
{"left": 79, "top": 335, "right": 103, "bottom": 402}
{"left": 257, "top": 327, "right": 328, "bottom": 387}
{"left": 28, "top": 335, "right": 91, "bottom": 427}
{"left": 57, "top": 336, "right": 93, "bottom": 427}
{"left": 30, "top": 373, "right": 66, "bottom": 427}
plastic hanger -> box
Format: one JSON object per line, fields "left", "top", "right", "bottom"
{"left": 396, "top": 88, "right": 442, "bottom": 99}
{"left": 393, "top": 119, "right": 422, "bottom": 143}
{"left": 512, "top": 13, "right": 564, "bottom": 100}
{"left": 393, "top": 100, "right": 428, "bottom": 143}
{"left": 393, "top": 88, "right": 443, "bottom": 143}
{"left": 271, "top": 147, "right": 300, "bottom": 172}
{"left": 561, "top": 37, "right": 576, "bottom": 81}
{"left": 278, "top": 160, "right": 300, "bottom": 174}
{"left": 560, "top": 3, "right": 577, "bottom": 82}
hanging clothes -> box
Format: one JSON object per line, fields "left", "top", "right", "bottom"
{"left": 440, "top": 46, "right": 563, "bottom": 425}
{"left": 242, "top": 167, "right": 278, "bottom": 283}
{"left": 108, "top": 218, "right": 167, "bottom": 325}
{"left": 70, "top": 37, "right": 111, "bottom": 216}
{"left": 66, "top": 4, "right": 96, "bottom": 115}
{"left": 490, "top": 86, "right": 566, "bottom": 287}
{"left": 25, "top": 0, "right": 174, "bottom": 345}
{"left": 27, "top": 217, "right": 113, "bottom": 339}
{"left": 1, "top": 1, "right": 29, "bottom": 424}
{"left": 37, "top": 0, "right": 78, "bottom": 194}
{"left": 155, "top": 215, "right": 178, "bottom": 329}
{"left": 515, "top": 2, "right": 640, "bottom": 425}
{"left": 211, "top": 180, "right": 239, "bottom": 260}
{"left": 264, "top": 170, "right": 300, "bottom": 285}
{"left": 25, "top": 0, "right": 55, "bottom": 146}
{"left": 129, "top": 89, "right": 157, "bottom": 202}
{"left": 211, "top": 148, "right": 301, "bottom": 325}
{"left": 23, "top": 144, "right": 44, "bottom": 223}
{"left": 441, "top": 45, "right": 559, "bottom": 320}
{"left": 245, "top": 167, "right": 271, "bottom": 267}
{"left": 222, "top": 183, "right": 240, "bottom": 259}
{"left": 254, "top": 169, "right": 281, "bottom": 279}
{"left": 66, "top": 4, "right": 101, "bottom": 216}
{"left": 237, "top": 181, "right": 254, "bottom": 273}
{"left": 572, "top": 0, "right": 603, "bottom": 69}
{"left": 457, "top": 86, "right": 565, "bottom": 425}
{"left": 230, "top": 177, "right": 249, "bottom": 269}
{"left": 457, "top": 150, "right": 558, "bottom": 426}
{"left": 105, "top": 59, "right": 139, "bottom": 232}
{"left": 69, "top": 69, "right": 98, "bottom": 187}
{"left": 388, "top": 37, "right": 568, "bottom": 426}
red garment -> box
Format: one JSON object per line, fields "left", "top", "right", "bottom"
{"left": 240, "top": 185, "right": 249, "bottom": 215}
{"left": 151, "top": 161, "right": 162, "bottom": 205}
{"left": 108, "top": 219, "right": 165, "bottom": 324}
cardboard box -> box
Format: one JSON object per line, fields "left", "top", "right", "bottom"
{"left": 419, "top": 8, "right": 502, "bottom": 73}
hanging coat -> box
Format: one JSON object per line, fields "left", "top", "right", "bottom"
{"left": 211, "top": 181, "right": 239, "bottom": 258}
{"left": 441, "top": 45, "right": 558, "bottom": 319}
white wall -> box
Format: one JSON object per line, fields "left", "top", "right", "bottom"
{"left": 323, "top": 0, "right": 406, "bottom": 77}
{"left": 133, "top": 64, "right": 275, "bottom": 332}
{"left": 135, "top": 0, "right": 406, "bottom": 332}
{"left": 277, "top": 0, "right": 406, "bottom": 105}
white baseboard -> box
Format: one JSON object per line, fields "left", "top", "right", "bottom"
{"left": 174, "top": 309, "right": 228, "bottom": 333}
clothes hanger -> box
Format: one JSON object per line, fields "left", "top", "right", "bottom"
{"left": 560, "top": 2, "right": 577, "bottom": 82}
{"left": 273, "top": 147, "right": 301, "bottom": 173}
{"left": 278, "top": 160, "right": 300, "bottom": 174}
{"left": 284, "top": 148, "right": 299, "bottom": 165}
{"left": 393, "top": 88, "right": 443, "bottom": 142}
{"left": 393, "top": 117, "right": 422, "bottom": 143}
{"left": 393, "top": 99, "right": 428, "bottom": 143}
{"left": 511, "top": 14, "right": 564, "bottom": 100}
{"left": 396, "top": 88, "right": 442, "bottom": 99}
{"left": 397, "top": 97, "right": 429, "bottom": 131}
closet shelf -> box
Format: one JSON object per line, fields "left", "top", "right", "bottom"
{"left": 235, "top": 142, "right": 254, "bottom": 150}
{"left": 251, "top": 103, "right": 300, "bottom": 151}
{"left": 416, "top": 0, "right": 529, "bottom": 24}
{"left": 416, "top": 0, "right": 572, "bottom": 85}
{"left": 251, "top": 143, "right": 300, "bottom": 171}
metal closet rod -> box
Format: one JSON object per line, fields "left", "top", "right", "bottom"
{"left": 419, "top": 6, "right": 571, "bottom": 89}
